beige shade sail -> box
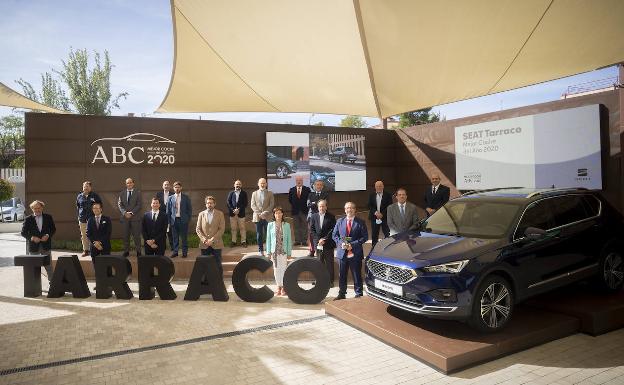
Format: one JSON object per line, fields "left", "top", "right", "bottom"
{"left": 157, "top": 0, "right": 624, "bottom": 118}
{"left": 0, "top": 82, "right": 68, "bottom": 114}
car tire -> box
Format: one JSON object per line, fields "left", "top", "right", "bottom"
{"left": 13, "top": 214, "right": 17, "bottom": 222}
{"left": 275, "top": 165, "right": 289, "bottom": 179}
{"left": 597, "top": 248, "right": 623, "bottom": 293}
{"left": 469, "top": 275, "right": 514, "bottom": 333}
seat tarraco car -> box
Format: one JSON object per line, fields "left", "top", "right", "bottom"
{"left": 365, "top": 188, "right": 624, "bottom": 332}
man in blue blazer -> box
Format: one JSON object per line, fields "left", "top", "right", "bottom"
{"left": 166, "top": 181, "right": 192, "bottom": 258}
{"left": 332, "top": 201, "right": 368, "bottom": 300}
{"left": 226, "top": 180, "right": 248, "bottom": 247}
{"left": 288, "top": 176, "right": 311, "bottom": 246}
{"left": 156, "top": 180, "right": 174, "bottom": 250}
{"left": 86, "top": 203, "right": 112, "bottom": 257}
{"left": 142, "top": 197, "right": 169, "bottom": 255}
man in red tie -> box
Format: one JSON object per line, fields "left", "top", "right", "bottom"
{"left": 86, "top": 203, "right": 112, "bottom": 257}
{"left": 332, "top": 202, "right": 368, "bottom": 300}
{"left": 288, "top": 176, "right": 311, "bottom": 246}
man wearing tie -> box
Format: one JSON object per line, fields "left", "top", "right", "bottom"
{"left": 332, "top": 202, "right": 368, "bottom": 300}
{"left": 424, "top": 173, "right": 451, "bottom": 216}
{"left": 387, "top": 188, "right": 420, "bottom": 236}
{"left": 306, "top": 179, "right": 329, "bottom": 256}
{"left": 288, "top": 176, "right": 311, "bottom": 246}
{"left": 250, "top": 178, "right": 274, "bottom": 256}
{"left": 142, "top": 197, "right": 168, "bottom": 255}
{"left": 196, "top": 196, "right": 226, "bottom": 276}
{"left": 368, "top": 180, "right": 392, "bottom": 248}
{"left": 117, "top": 178, "right": 142, "bottom": 257}
{"left": 226, "top": 180, "right": 248, "bottom": 247}
{"left": 167, "top": 181, "right": 192, "bottom": 258}
{"left": 156, "top": 180, "right": 173, "bottom": 250}
{"left": 309, "top": 200, "right": 336, "bottom": 287}
{"left": 21, "top": 200, "right": 56, "bottom": 279}
{"left": 86, "top": 202, "right": 111, "bottom": 257}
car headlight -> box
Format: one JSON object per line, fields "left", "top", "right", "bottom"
{"left": 423, "top": 260, "right": 470, "bottom": 273}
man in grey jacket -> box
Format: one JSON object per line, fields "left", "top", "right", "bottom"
{"left": 387, "top": 188, "right": 420, "bottom": 236}
{"left": 118, "top": 177, "right": 142, "bottom": 257}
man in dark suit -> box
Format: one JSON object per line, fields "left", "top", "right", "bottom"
{"left": 86, "top": 202, "right": 112, "bottom": 257}
{"left": 21, "top": 200, "right": 56, "bottom": 279}
{"left": 309, "top": 199, "right": 336, "bottom": 287}
{"left": 156, "top": 180, "right": 173, "bottom": 251}
{"left": 226, "top": 179, "right": 248, "bottom": 247}
{"left": 142, "top": 197, "right": 169, "bottom": 255}
{"left": 288, "top": 176, "right": 311, "bottom": 246}
{"left": 167, "top": 181, "right": 192, "bottom": 258}
{"left": 117, "top": 177, "right": 142, "bottom": 257}
{"left": 368, "top": 180, "right": 393, "bottom": 248}
{"left": 307, "top": 179, "right": 330, "bottom": 256}
{"left": 332, "top": 202, "right": 368, "bottom": 300}
{"left": 424, "top": 173, "right": 450, "bottom": 216}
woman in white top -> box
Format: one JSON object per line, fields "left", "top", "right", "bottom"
{"left": 266, "top": 207, "right": 292, "bottom": 296}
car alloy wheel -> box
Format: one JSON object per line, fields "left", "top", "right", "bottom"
{"left": 603, "top": 251, "right": 623, "bottom": 290}
{"left": 275, "top": 165, "right": 289, "bottom": 179}
{"left": 480, "top": 282, "right": 511, "bottom": 329}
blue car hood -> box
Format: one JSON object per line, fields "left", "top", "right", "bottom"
{"left": 370, "top": 231, "right": 500, "bottom": 268}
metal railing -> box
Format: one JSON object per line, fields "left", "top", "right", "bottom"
{"left": 562, "top": 76, "right": 619, "bottom": 98}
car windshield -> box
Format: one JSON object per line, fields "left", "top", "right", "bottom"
{"left": 423, "top": 200, "right": 521, "bottom": 239}
{"left": 1, "top": 199, "right": 13, "bottom": 207}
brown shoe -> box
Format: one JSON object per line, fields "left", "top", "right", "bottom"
{"left": 81, "top": 251, "right": 90, "bottom": 257}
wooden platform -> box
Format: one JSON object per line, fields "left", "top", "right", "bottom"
{"left": 325, "top": 296, "right": 580, "bottom": 374}
{"left": 526, "top": 283, "right": 624, "bottom": 336}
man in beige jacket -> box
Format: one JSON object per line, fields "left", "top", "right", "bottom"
{"left": 196, "top": 195, "right": 226, "bottom": 276}
{"left": 250, "top": 177, "right": 274, "bottom": 256}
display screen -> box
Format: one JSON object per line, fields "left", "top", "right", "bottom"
{"left": 266, "top": 132, "right": 366, "bottom": 193}
{"left": 455, "top": 104, "right": 602, "bottom": 190}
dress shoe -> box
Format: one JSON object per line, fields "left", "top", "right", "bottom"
{"left": 122, "top": 252, "right": 129, "bottom": 258}
{"left": 355, "top": 294, "right": 363, "bottom": 298}
{"left": 81, "top": 251, "right": 90, "bottom": 257}
{"left": 170, "top": 253, "right": 178, "bottom": 258}
{"left": 182, "top": 254, "right": 187, "bottom": 258}
{"left": 333, "top": 295, "right": 346, "bottom": 301}
{"left": 241, "top": 242, "right": 247, "bottom": 248}
{"left": 307, "top": 253, "right": 315, "bottom": 258}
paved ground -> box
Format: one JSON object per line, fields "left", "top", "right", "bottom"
{"left": 1, "top": 235, "right": 624, "bottom": 385}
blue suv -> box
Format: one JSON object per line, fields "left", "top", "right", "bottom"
{"left": 365, "top": 188, "right": 624, "bottom": 332}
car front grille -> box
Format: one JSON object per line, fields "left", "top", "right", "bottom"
{"left": 366, "top": 259, "right": 415, "bottom": 284}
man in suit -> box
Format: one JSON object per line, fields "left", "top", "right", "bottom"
{"left": 21, "top": 200, "right": 56, "bottom": 279}
{"left": 309, "top": 199, "right": 336, "bottom": 287}
{"left": 117, "top": 177, "right": 142, "bottom": 257}
{"left": 142, "top": 197, "right": 169, "bottom": 256}
{"left": 288, "top": 175, "right": 310, "bottom": 246}
{"left": 86, "top": 202, "right": 112, "bottom": 257}
{"left": 306, "top": 179, "right": 330, "bottom": 256}
{"left": 167, "top": 181, "right": 192, "bottom": 258}
{"left": 368, "top": 180, "right": 393, "bottom": 248}
{"left": 76, "top": 181, "right": 102, "bottom": 257}
{"left": 226, "top": 180, "right": 248, "bottom": 247}
{"left": 424, "top": 173, "right": 450, "bottom": 216}
{"left": 387, "top": 188, "right": 420, "bottom": 236}
{"left": 332, "top": 202, "right": 368, "bottom": 300}
{"left": 156, "top": 180, "right": 173, "bottom": 251}
{"left": 250, "top": 177, "right": 274, "bottom": 256}
{"left": 196, "top": 195, "right": 226, "bottom": 276}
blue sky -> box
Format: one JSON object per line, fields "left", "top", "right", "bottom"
{"left": 0, "top": 0, "right": 618, "bottom": 126}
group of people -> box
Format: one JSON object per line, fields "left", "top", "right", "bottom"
{"left": 21, "top": 173, "right": 450, "bottom": 298}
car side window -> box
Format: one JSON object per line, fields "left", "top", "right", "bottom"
{"left": 550, "top": 195, "right": 591, "bottom": 227}
{"left": 515, "top": 200, "right": 554, "bottom": 240}
{"left": 582, "top": 195, "right": 601, "bottom": 217}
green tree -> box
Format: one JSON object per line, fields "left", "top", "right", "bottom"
{"left": 9, "top": 156, "right": 25, "bottom": 168}
{"left": 339, "top": 115, "right": 368, "bottom": 128}
{"left": 0, "top": 179, "right": 14, "bottom": 203}
{"left": 398, "top": 107, "right": 441, "bottom": 128}
{"left": 0, "top": 115, "right": 25, "bottom": 167}
{"left": 17, "top": 48, "right": 128, "bottom": 115}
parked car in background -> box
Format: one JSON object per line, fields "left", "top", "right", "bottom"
{"left": 1, "top": 197, "right": 26, "bottom": 222}
{"left": 310, "top": 166, "right": 336, "bottom": 191}
{"left": 328, "top": 146, "right": 357, "bottom": 164}
{"left": 365, "top": 188, "right": 624, "bottom": 332}
{"left": 266, "top": 151, "right": 297, "bottom": 178}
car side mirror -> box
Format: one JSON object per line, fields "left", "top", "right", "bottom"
{"left": 524, "top": 227, "right": 547, "bottom": 241}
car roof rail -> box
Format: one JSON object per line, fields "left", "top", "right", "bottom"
{"left": 460, "top": 187, "right": 526, "bottom": 197}
{"left": 526, "top": 187, "right": 588, "bottom": 199}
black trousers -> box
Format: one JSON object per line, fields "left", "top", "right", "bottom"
{"left": 316, "top": 246, "right": 335, "bottom": 286}
{"left": 371, "top": 220, "right": 390, "bottom": 248}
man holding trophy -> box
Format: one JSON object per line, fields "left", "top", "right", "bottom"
{"left": 332, "top": 202, "right": 368, "bottom": 300}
